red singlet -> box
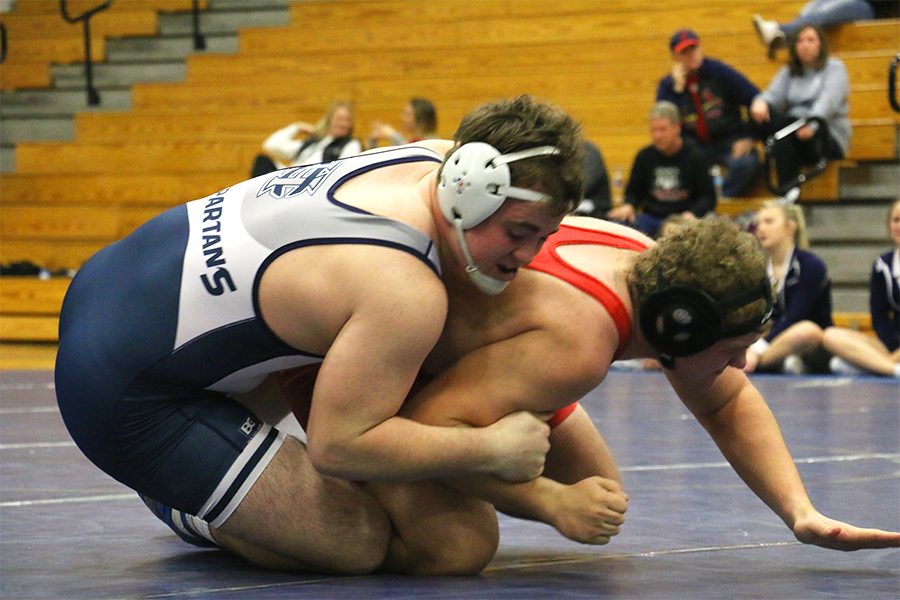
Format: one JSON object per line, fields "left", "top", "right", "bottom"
{"left": 526, "top": 224, "right": 650, "bottom": 427}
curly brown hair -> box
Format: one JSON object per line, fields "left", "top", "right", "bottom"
{"left": 448, "top": 95, "right": 585, "bottom": 218}
{"left": 628, "top": 216, "right": 771, "bottom": 333}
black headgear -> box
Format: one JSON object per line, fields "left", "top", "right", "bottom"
{"left": 639, "top": 270, "right": 774, "bottom": 369}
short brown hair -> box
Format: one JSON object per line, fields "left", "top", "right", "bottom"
{"left": 628, "top": 216, "right": 771, "bottom": 333}
{"left": 450, "top": 95, "right": 584, "bottom": 218}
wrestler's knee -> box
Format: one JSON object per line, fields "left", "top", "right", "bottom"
{"left": 409, "top": 500, "right": 499, "bottom": 576}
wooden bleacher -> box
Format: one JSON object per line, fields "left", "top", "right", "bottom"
{"left": 0, "top": 0, "right": 895, "bottom": 344}
{"left": 0, "top": 0, "right": 206, "bottom": 90}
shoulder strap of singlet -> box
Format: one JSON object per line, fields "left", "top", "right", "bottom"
{"left": 526, "top": 224, "right": 649, "bottom": 358}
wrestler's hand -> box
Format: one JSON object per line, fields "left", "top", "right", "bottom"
{"left": 488, "top": 411, "right": 551, "bottom": 482}
{"left": 793, "top": 510, "right": 900, "bottom": 551}
{"left": 671, "top": 63, "right": 687, "bottom": 93}
{"left": 550, "top": 476, "right": 628, "bottom": 545}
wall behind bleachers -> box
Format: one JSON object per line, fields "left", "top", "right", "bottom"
{"left": 1, "top": 0, "right": 897, "bottom": 343}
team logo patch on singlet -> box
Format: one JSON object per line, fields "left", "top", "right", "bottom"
{"left": 258, "top": 164, "right": 340, "bottom": 200}
{"left": 239, "top": 416, "right": 261, "bottom": 438}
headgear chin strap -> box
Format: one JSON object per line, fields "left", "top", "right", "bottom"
{"left": 639, "top": 271, "right": 774, "bottom": 369}
{"left": 438, "top": 141, "right": 561, "bottom": 295}
{"left": 451, "top": 217, "right": 509, "bottom": 295}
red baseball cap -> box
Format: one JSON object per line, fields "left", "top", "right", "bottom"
{"left": 670, "top": 29, "right": 700, "bottom": 53}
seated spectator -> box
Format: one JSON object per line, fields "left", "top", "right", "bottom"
{"left": 824, "top": 199, "right": 900, "bottom": 378}
{"left": 752, "top": 1, "right": 875, "bottom": 58}
{"left": 367, "top": 98, "right": 438, "bottom": 148}
{"left": 656, "top": 29, "right": 761, "bottom": 198}
{"left": 251, "top": 101, "right": 363, "bottom": 177}
{"left": 607, "top": 101, "right": 715, "bottom": 238}
{"left": 744, "top": 201, "right": 834, "bottom": 374}
{"left": 572, "top": 140, "right": 612, "bottom": 218}
{"left": 750, "top": 25, "right": 849, "bottom": 198}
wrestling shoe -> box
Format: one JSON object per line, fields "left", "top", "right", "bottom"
{"left": 139, "top": 494, "right": 218, "bottom": 548}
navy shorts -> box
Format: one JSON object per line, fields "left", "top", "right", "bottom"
{"left": 56, "top": 366, "right": 285, "bottom": 528}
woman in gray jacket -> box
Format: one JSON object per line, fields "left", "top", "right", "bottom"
{"left": 750, "top": 24, "right": 849, "bottom": 196}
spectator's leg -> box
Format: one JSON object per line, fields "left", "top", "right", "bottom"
{"left": 762, "top": 111, "right": 805, "bottom": 192}
{"left": 722, "top": 148, "right": 760, "bottom": 197}
{"left": 781, "top": 0, "right": 875, "bottom": 36}
{"left": 823, "top": 327, "right": 899, "bottom": 377}
{"left": 634, "top": 213, "right": 663, "bottom": 238}
{"left": 770, "top": 137, "right": 802, "bottom": 192}
{"left": 796, "top": 125, "right": 843, "bottom": 169}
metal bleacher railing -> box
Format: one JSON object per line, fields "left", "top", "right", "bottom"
{"left": 889, "top": 53, "right": 899, "bottom": 114}
{"left": 59, "top": 0, "right": 112, "bottom": 106}
{"left": 0, "top": 21, "right": 7, "bottom": 65}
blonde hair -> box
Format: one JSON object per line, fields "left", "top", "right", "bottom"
{"left": 315, "top": 100, "right": 355, "bottom": 137}
{"left": 888, "top": 199, "right": 900, "bottom": 234}
{"left": 761, "top": 200, "right": 809, "bottom": 249}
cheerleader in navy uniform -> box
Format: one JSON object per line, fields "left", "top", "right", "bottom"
{"left": 824, "top": 199, "right": 900, "bottom": 378}
{"left": 743, "top": 200, "right": 833, "bottom": 374}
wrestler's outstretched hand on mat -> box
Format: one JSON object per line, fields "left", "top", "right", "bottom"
{"left": 550, "top": 476, "right": 629, "bottom": 545}
{"left": 489, "top": 411, "right": 552, "bottom": 483}
{"left": 793, "top": 510, "right": 900, "bottom": 550}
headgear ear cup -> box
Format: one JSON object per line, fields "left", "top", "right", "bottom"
{"left": 438, "top": 142, "right": 506, "bottom": 229}
{"left": 639, "top": 275, "right": 774, "bottom": 365}
{"left": 638, "top": 285, "right": 723, "bottom": 360}
{"left": 438, "top": 142, "right": 560, "bottom": 229}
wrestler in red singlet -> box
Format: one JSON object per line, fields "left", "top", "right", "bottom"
{"left": 526, "top": 224, "right": 650, "bottom": 426}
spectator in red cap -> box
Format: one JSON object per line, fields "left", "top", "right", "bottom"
{"left": 657, "top": 29, "right": 762, "bottom": 198}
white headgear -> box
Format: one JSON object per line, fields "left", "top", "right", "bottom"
{"left": 438, "top": 142, "right": 560, "bottom": 229}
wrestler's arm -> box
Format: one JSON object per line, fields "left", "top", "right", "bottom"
{"left": 297, "top": 254, "right": 549, "bottom": 483}
{"left": 401, "top": 326, "right": 628, "bottom": 544}
{"left": 668, "top": 367, "right": 900, "bottom": 550}
{"left": 545, "top": 404, "right": 621, "bottom": 485}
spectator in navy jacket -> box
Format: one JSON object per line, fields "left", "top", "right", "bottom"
{"left": 657, "top": 29, "right": 761, "bottom": 198}
{"left": 823, "top": 200, "right": 900, "bottom": 377}
{"left": 744, "top": 201, "right": 833, "bottom": 374}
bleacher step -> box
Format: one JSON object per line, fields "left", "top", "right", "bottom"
{"left": 0, "top": 88, "right": 132, "bottom": 116}
{"left": 156, "top": 6, "right": 291, "bottom": 36}
{"left": 0, "top": 116, "right": 75, "bottom": 145}
{"left": 105, "top": 33, "right": 238, "bottom": 62}
{"left": 838, "top": 162, "right": 900, "bottom": 199}
{"left": 805, "top": 201, "right": 896, "bottom": 242}
{"left": 832, "top": 289, "right": 870, "bottom": 314}
{"left": 813, "top": 243, "right": 887, "bottom": 285}
{"left": 0, "top": 145, "right": 15, "bottom": 173}
{"left": 210, "top": 0, "right": 293, "bottom": 8}
{"left": 51, "top": 61, "right": 187, "bottom": 89}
